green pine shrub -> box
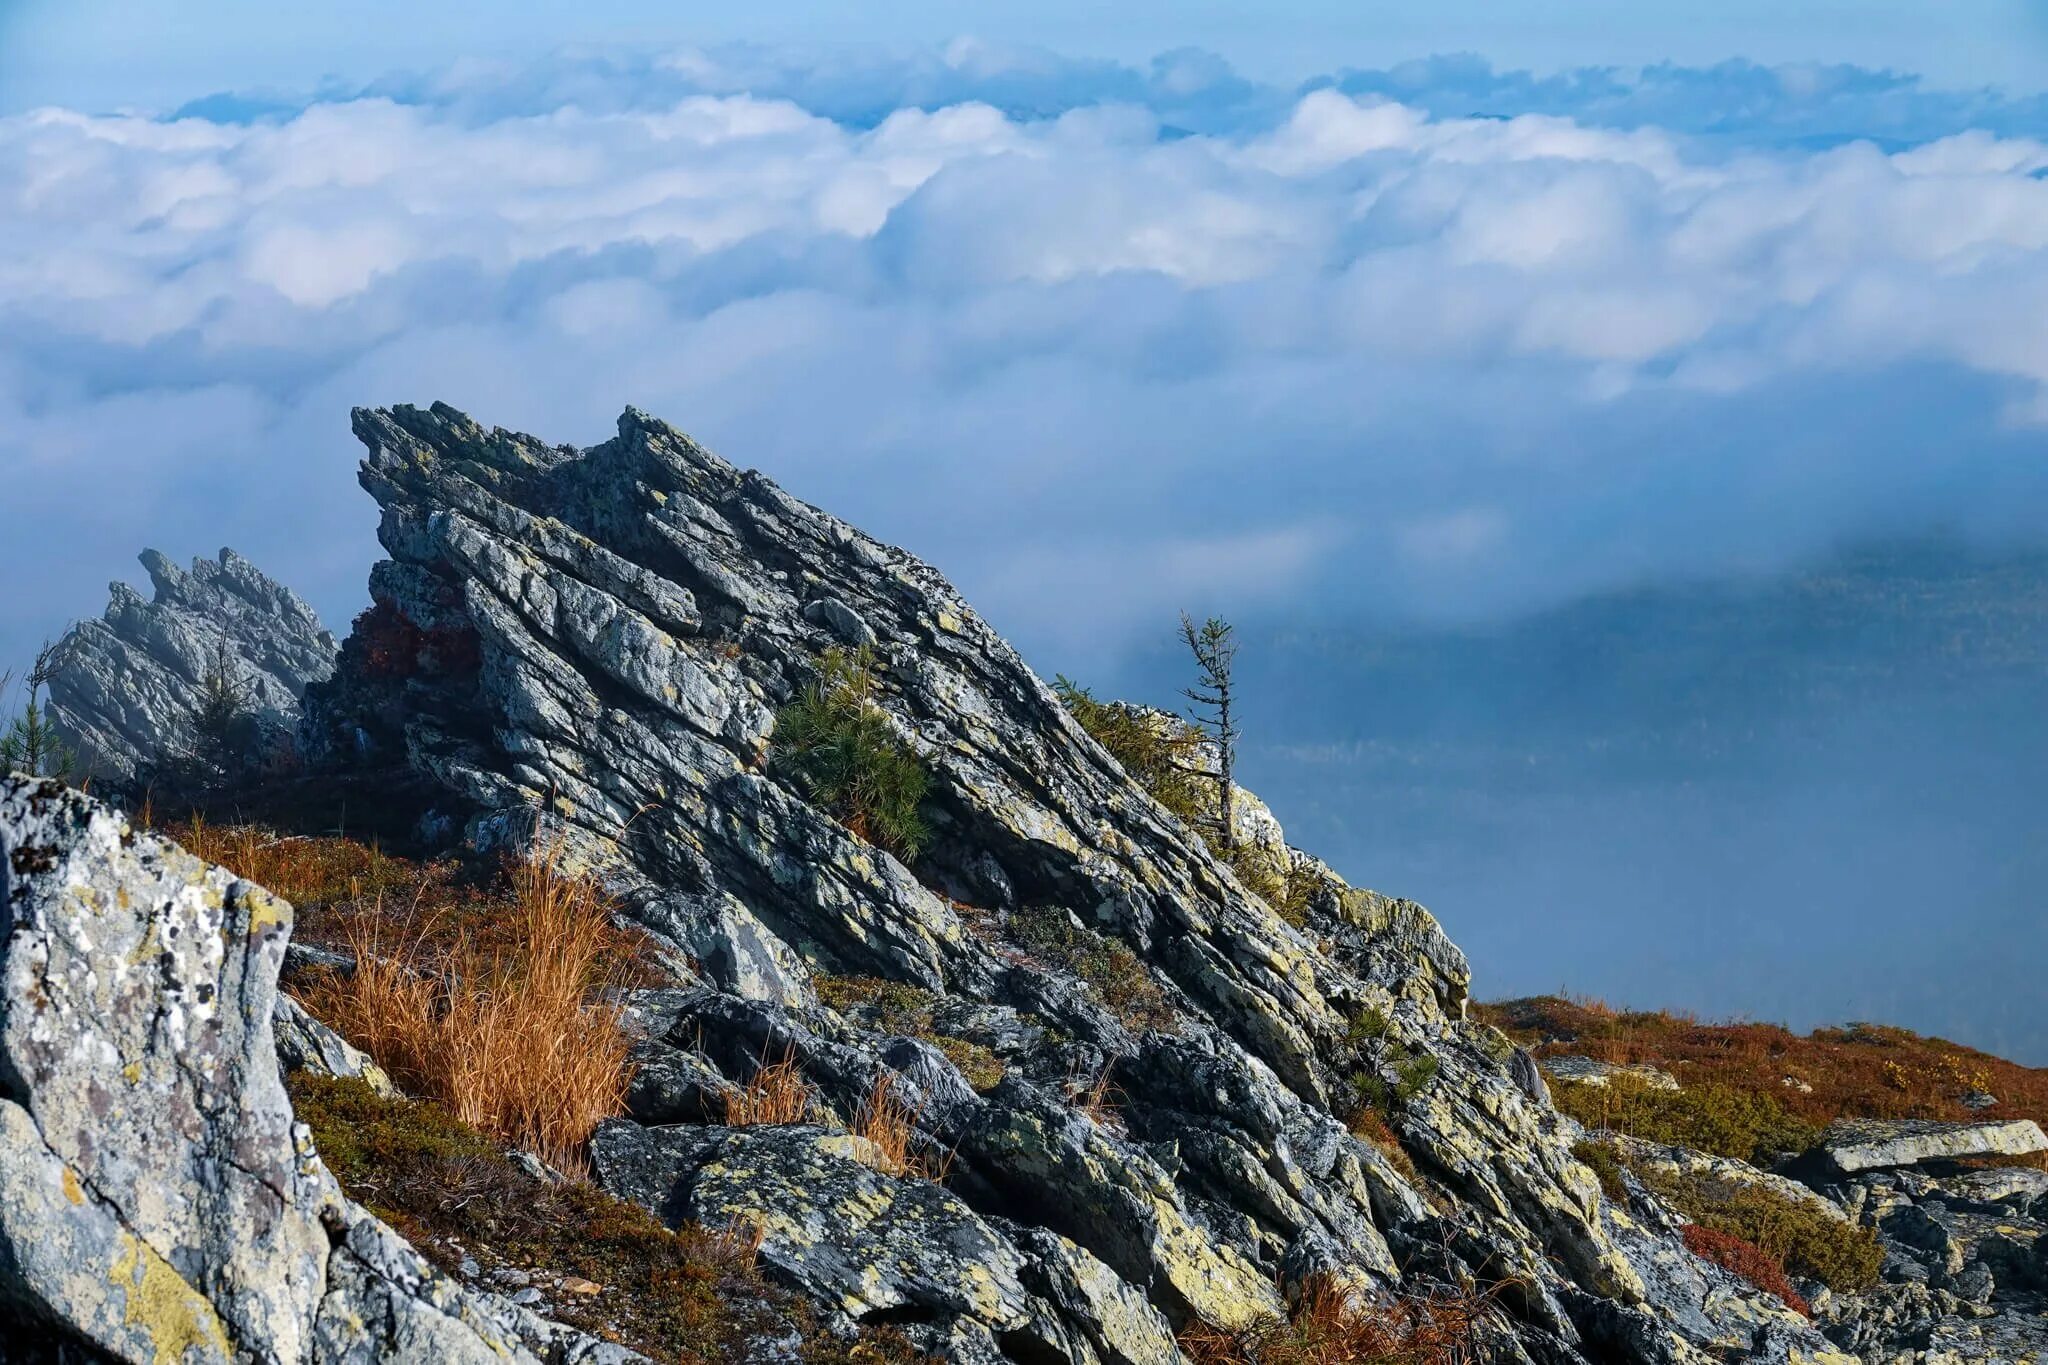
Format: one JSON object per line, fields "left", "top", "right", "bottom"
{"left": 775, "top": 646, "right": 930, "bottom": 861}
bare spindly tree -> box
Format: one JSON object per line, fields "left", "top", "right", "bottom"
{"left": 1179, "top": 613, "right": 1239, "bottom": 854}
{"left": 189, "top": 635, "right": 254, "bottom": 777}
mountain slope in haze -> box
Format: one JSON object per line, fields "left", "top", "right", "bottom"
{"left": 1114, "top": 541, "right": 2048, "bottom": 1063}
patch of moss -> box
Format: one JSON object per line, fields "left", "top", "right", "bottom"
{"left": 1572, "top": 1139, "right": 1629, "bottom": 1202}
{"left": 815, "top": 974, "right": 1006, "bottom": 1093}
{"left": 931, "top": 1036, "right": 1006, "bottom": 1093}
{"left": 816, "top": 974, "right": 937, "bottom": 1034}
{"left": 288, "top": 1075, "right": 928, "bottom": 1363}
{"left": 1550, "top": 1076, "right": 1818, "bottom": 1167}
{"left": 1008, "top": 906, "right": 1178, "bottom": 1034}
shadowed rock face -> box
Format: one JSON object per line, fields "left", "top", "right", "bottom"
{"left": 43, "top": 549, "right": 338, "bottom": 785}
{"left": 300, "top": 402, "right": 1854, "bottom": 1363}
{"left": 0, "top": 775, "right": 635, "bottom": 1364}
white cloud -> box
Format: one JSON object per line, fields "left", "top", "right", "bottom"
{"left": 4, "top": 52, "right": 2048, "bottom": 675}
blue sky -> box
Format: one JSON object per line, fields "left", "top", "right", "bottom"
{"left": 7, "top": 1, "right": 2048, "bottom": 111}
{"left": 5, "top": 3, "right": 2048, "bottom": 1047}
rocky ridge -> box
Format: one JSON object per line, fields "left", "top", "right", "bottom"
{"left": 293, "top": 402, "right": 1849, "bottom": 1363}
{"left": 15, "top": 400, "right": 2029, "bottom": 1362}
{"left": 44, "top": 548, "right": 338, "bottom": 785}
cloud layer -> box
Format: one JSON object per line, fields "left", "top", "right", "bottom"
{"left": 5, "top": 45, "right": 2048, "bottom": 676}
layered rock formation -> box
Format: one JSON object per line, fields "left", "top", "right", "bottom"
{"left": 25, "top": 398, "right": 2032, "bottom": 1363}
{"left": 0, "top": 775, "right": 633, "bottom": 1363}
{"left": 295, "top": 402, "right": 1852, "bottom": 1363}
{"left": 44, "top": 548, "right": 338, "bottom": 785}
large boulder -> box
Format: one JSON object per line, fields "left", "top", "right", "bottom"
{"left": 43, "top": 548, "right": 338, "bottom": 785}
{"left": 0, "top": 775, "right": 633, "bottom": 1364}
{"left": 1815, "top": 1118, "right": 2048, "bottom": 1174}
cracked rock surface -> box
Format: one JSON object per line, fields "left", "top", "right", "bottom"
{"left": 0, "top": 776, "right": 636, "bottom": 1364}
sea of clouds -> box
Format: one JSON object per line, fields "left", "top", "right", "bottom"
{"left": 5, "top": 43, "right": 2048, "bottom": 673}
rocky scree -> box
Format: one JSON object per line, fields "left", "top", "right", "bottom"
{"left": 288, "top": 401, "right": 1857, "bottom": 1363}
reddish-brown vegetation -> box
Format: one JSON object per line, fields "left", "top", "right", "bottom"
{"left": 351, "top": 600, "right": 482, "bottom": 679}
{"left": 1680, "top": 1224, "right": 1812, "bottom": 1317}
{"left": 1478, "top": 994, "right": 2048, "bottom": 1133}
{"left": 1177, "top": 1273, "right": 1486, "bottom": 1365}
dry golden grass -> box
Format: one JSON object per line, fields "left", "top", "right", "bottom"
{"left": 297, "top": 845, "right": 634, "bottom": 1176}
{"left": 1072, "top": 1062, "right": 1126, "bottom": 1133}
{"left": 1348, "top": 1107, "right": 1422, "bottom": 1187}
{"left": 166, "top": 813, "right": 417, "bottom": 912}
{"left": 1178, "top": 1274, "right": 1486, "bottom": 1365}
{"left": 723, "top": 1049, "right": 815, "bottom": 1127}
{"left": 852, "top": 1071, "right": 953, "bottom": 1182}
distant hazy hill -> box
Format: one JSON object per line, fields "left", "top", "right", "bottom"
{"left": 1115, "top": 541, "right": 2048, "bottom": 1063}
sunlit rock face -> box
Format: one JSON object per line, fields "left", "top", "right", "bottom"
{"left": 0, "top": 775, "right": 636, "bottom": 1363}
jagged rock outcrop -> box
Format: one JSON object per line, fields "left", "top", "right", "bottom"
{"left": 0, "top": 775, "right": 635, "bottom": 1364}
{"left": 1816, "top": 1160, "right": 2048, "bottom": 1362}
{"left": 44, "top": 548, "right": 337, "bottom": 785}
{"left": 299, "top": 402, "right": 1857, "bottom": 1363}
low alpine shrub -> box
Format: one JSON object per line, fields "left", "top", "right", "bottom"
{"left": 1630, "top": 1166, "right": 1883, "bottom": 1294}
{"left": 1550, "top": 1075, "right": 1818, "bottom": 1166}
{"left": 775, "top": 646, "right": 930, "bottom": 860}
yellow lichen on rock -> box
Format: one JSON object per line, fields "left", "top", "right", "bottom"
{"left": 109, "top": 1231, "right": 232, "bottom": 1365}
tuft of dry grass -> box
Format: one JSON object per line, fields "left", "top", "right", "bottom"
{"left": 1178, "top": 1273, "right": 1486, "bottom": 1365}
{"left": 296, "top": 844, "right": 634, "bottom": 1176}
{"left": 723, "top": 1048, "right": 815, "bottom": 1127}
{"left": 852, "top": 1071, "right": 953, "bottom": 1182}
{"left": 1072, "top": 1062, "right": 1126, "bottom": 1133}
{"left": 1349, "top": 1107, "right": 1422, "bottom": 1187}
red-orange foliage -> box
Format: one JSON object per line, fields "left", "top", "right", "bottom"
{"left": 1681, "top": 1224, "right": 1811, "bottom": 1317}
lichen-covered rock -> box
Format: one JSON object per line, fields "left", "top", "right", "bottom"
{"left": 1542, "top": 1056, "right": 1682, "bottom": 1091}
{"left": 1609, "top": 1135, "right": 1849, "bottom": 1223}
{"left": 293, "top": 402, "right": 1857, "bottom": 1363}
{"left": 1817, "top": 1117, "right": 2048, "bottom": 1174}
{"left": 43, "top": 548, "right": 337, "bottom": 785}
{"left": 0, "top": 775, "right": 637, "bottom": 1364}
